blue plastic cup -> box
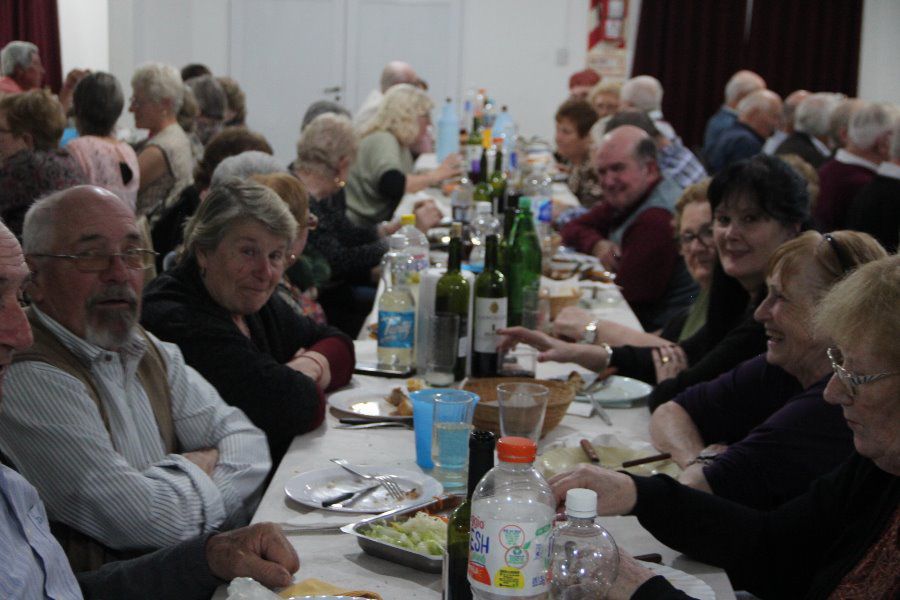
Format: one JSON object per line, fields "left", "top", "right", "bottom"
{"left": 410, "top": 389, "right": 479, "bottom": 470}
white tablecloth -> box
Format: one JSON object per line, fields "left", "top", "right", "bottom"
{"left": 212, "top": 339, "right": 735, "bottom": 599}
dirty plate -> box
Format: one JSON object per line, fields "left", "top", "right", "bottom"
{"left": 583, "top": 375, "right": 653, "bottom": 407}
{"left": 328, "top": 387, "right": 410, "bottom": 421}
{"left": 285, "top": 466, "right": 442, "bottom": 514}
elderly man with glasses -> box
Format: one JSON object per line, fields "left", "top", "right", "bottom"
{"left": 0, "top": 185, "right": 270, "bottom": 572}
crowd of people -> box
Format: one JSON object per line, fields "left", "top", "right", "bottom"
{"left": 0, "top": 36, "right": 897, "bottom": 599}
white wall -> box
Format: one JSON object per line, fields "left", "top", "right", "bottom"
{"left": 58, "top": 0, "right": 109, "bottom": 74}
{"left": 858, "top": 0, "right": 900, "bottom": 104}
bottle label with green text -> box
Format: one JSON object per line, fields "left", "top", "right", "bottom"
{"left": 474, "top": 297, "right": 507, "bottom": 353}
{"left": 467, "top": 512, "right": 552, "bottom": 596}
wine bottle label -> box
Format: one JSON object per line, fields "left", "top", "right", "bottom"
{"left": 377, "top": 311, "right": 415, "bottom": 348}
{"left": 467, "top": 510, "right": 553, "bottom": 596}
{"left": 474, "top": 297, "right": 507, "bottom": 353}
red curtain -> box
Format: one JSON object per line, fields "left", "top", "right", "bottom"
{"left": 631, "top": 0, "right": 863, "bottom": 151}
{"left": 744, "top": 0, "right": 863, "bottom": 99}
{"left": 631, "top": 0, "right": 748, "bottom": 152}
{"left": 0, "top": 0, "right": 63, "bottom": 93}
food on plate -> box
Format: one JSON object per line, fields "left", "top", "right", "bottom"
{"left": 360, "top": 511, "right": 448, "bottom": 556}
{"left": 406, "top": 378, "right": 425, "bottom": 392}
{"left": 386, "top": 387, "right": 413, "bottom": 416}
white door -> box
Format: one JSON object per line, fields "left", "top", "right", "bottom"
{"left": 230, "top": 0, "right": 347, "bottom": 164}
{"left": 345, "top": 0, "right": 462, "bottom": 116}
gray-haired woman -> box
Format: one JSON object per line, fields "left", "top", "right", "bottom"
{"left": 141, "top": 179, "right": 354, "bottom": 464}
{"left": 131, "top": 62, "right": 194, "bottom": 221}
{"left": 345, "top": 83, "right": 460, "bottom": 227}
{"left": 67, "top": 71, "right": 141, "bottom": 210}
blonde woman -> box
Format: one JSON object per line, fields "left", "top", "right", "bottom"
{"left": 345, "top": 83, "right": 460, "bottom": 227}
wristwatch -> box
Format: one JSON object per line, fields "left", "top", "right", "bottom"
{"left": 581, "top": 321, "right": 599, "bottom": 344}
{"left": 686, "top": 451, "right": 719, "bottom": 467}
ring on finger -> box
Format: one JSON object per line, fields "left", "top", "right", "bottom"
{"left": 661, "top": 355, "right": 671, "bottom": 364}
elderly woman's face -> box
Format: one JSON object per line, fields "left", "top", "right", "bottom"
{"left": 713, "top": 195, "right": 797, "bottom": 291}
{"left": 678, "top": 201, "right": 716, "bottom": 288}
{"left": 824, "top": 341, "right": 900, "bottom": 468}
{"left": 753, "top": 261, "right": 826, "bottom": 382}
{"left": 197, "top": 218, "right": 290, "bottom": 316}
{"left": 129, "top": 85, "right": 164, "bottom": 131}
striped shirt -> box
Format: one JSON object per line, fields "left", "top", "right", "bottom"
{"left": 0, "top": 465, "right": 82, "bottom": 599}
{"left": 0, "top": 307, "right": 270, "bottom": 551}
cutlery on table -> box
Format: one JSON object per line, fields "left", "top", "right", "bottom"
{"left": 320, "top": 483, "right": 381, "bottom": 508}
{"left": 336, "top": 417, "right": 413, "bottom": 429}
{"left": 330, "top": 458, "right": 405, "bottom": 500}
{"left": 578, "top": 440, "right": 672, "bottom": 470}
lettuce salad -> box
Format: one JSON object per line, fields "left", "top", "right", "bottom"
{"left": 361, "top": 512, "right": 447, "bottom": 556}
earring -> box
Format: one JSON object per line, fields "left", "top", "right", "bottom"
{"left": 334, "top": 177, "right": 346, "bottom": 189}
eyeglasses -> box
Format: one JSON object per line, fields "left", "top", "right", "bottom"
{"left": 678, "top": 225, "right": 714, "bottom": 247}
{"left": 30, "top": 249, "right": 158, "bottom": 272}
{"left": 826, "top": 347, "right": 900, "bottom": 398}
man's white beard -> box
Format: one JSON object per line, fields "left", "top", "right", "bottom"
{"left": 84, "top": 307, "right": 137, "bottom": 350}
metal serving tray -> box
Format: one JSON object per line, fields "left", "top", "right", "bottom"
{"left": 340, "top": 494, "right": 463, "bottom": 573}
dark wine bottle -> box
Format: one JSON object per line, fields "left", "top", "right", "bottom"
{"left": 506, "top": 197, "right": 542, "bottom": 327}
{"left": 444, "top": 430, "right": 496, "bottom": 600}
{"left": 471, "top": 235, "right": 506, "bottom": 377}
{"left": 435, "top": 222, "right": 470, "bottom": 381}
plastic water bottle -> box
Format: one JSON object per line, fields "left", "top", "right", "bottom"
{"left": 438, "top": 98, "right": 461, "bottom": 162}
{"left": 377, "top": 234, "right": 416, "bottom": 369}
{"left": 547, "top": 489, "right": 619, "bottom": 599}
{"left": 398, "top": 214, "right": 430, "bottom": 275}
{"left": 469, "top": 201, "right": 501, "bottom": 272}
{"left": 492, "top": 106, "right": 518, "bottom": 154}
{"left": 468, "top": 437, "right": 555, "bottom": 600}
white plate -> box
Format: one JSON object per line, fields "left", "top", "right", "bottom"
{"left": 641, "top": 561, "right": 715, "bottom": 600}
{"left": 284, "top": 466, "right": 442, "bottom": 514}
{"left": 327, "top": 387, "right": 409, "bottom": 421}
{"left": 582, "top": 375, "right": 653, "bottom": 406}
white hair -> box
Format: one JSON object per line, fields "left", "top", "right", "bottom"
{"left": 724, "top": 70, "right": 765, "bottom": 105}
{"left": 848, "top": 102, "right": 894, "bottom": 150}
{"left": 380, "top": 61, "right": 417, "bottom": 92}
{"left": 131, "top": 62, "right": 185, "bottom": 113}
{"left": 621, "top": 75, "right": 663, "bottom": 112}
{"left": 210, "top": 151, "right": 286, "bottom": 187}
{"left": 890, "top": 116, "right": 900, "bottom": 161}
{"left": 737, "top": 90, "right": 779, "bottom": 117}
{"left": 1, "top": 41, "right": 38, "bottom": 77}
{"left": 794, "top": 93, "right": 841, "bottom": 137}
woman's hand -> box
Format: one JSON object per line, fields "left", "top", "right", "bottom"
{"left": 288, "top": 349, "right": 331, "bottom": 389}
{"left": 552, "top": 306, "right": 595, "bottom": 341}
{"left": 605, "top": 551, "right": 658, "bottom": 600}
{"left": 498, "top": 327, "right": 610, "bottom": 371}
{"left": 413, "top": 199, "right": 443, "bottom": 231}
{"left": 652, "top": 345, "right": 688, "bottom": 383}
{"left": 432, "top": 152, "right": 462, "bottom": 183}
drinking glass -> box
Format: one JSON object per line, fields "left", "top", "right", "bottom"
{"left": 425, "top": 314, "right": 459, "bottom": 387}
{"left": 496, "top": 382, "right": 550, "bottom": 442}
{"left": 499, "top": 344, "right": 537, "bottom": 378}
{"left": 430, "top": 391, "right": 478, "bottom": 489}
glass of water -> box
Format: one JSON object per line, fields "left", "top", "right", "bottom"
{"left": 431, "top": 390, "right": 478, "bottom": 490}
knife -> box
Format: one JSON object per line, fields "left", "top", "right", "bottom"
{"left": 338, "top": 417, "right": 414, "bottom": 425}
{"left": 320, "top": 484, "right": 381, "bottom": 508}
{"left": 335, "top": 421, "right": 413, "bottom": 430}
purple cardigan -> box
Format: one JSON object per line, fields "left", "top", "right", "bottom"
{"left": 673, "top": 354, "right": 853, "bottom": 509}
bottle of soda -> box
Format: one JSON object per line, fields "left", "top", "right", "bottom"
{"left": 444, "top": 430, "right": 497, "bottom": 600}
{"left": 548, "top": 488, "right": 619, "bottom": 599}
{"left": 377, "top": 234, "right": 416, "bottom": 369}
{"left": 468, "top": 437, "right": 555, "bottom": 600}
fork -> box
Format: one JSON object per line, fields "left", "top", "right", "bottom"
{"left": 330, "top": 458, "right": 405, "bottom": 500}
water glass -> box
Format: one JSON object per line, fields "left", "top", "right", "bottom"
{"left": 425, "top": 314, "right": 459, "bottom": 387}
{"left": 499, "top": 344, "right": 537, "bottom": 378}
{"left": 431, "top": 391, "right": 478, "bottom": 489}
{"left": 496, "top": 382, "right": 550, "bottom": 442}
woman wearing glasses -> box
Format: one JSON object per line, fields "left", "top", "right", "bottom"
{"left": 550, "top": 254, "right": 900, "bottom": 600}
{"left": 141, "top": 179, "right": 354, "bottom": 464}
{"left": 649, "top": 230, "right": 886, "bottom": 509}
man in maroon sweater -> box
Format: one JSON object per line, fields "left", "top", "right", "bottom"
{"left": 561, "top": 126, "right": 696, "bottom": 330}
{"left": 815, "top": 101, "right": 892, "bottom": 231}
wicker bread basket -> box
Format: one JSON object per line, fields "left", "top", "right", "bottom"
{"left": 463, "top": 377, "right": 574, "bottom": 438}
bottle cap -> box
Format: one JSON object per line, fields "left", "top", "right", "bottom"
{"left": 469, "top": 429, "right": 497, "bottom": 450}
{"left": 565, "top": 488, "right": 598, "bottom": 519}
{"left": 450, "top": 222, "right": 463, "bottom": 238}
{"left": 401, "top": 214, "right": 416, "bottom": 226}
{"left": 497, "top": 436, "right": 537, "bottom": 463}
{"left": 388, "top": 234, "right": 406, "bottom": 250}
{"left": 475, "top": 201, "right": 491, "bottom": 214}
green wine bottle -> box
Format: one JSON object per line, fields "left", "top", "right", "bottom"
{"left": 435, "top": 222, "right": 470, "bottom": 381}
{"left": 471, "top": 235, "right": 506, "bottom": 377}
{"left": 506, "top": 197, "right": 542, "bottom": 327}
{"left": 444, "top": 430, "right": 496, "bottom": 600}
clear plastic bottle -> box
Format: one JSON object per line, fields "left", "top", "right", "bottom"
{"left": 398, "top": 214, "right": 430, "bottom": 275}
{"left": 438, "top": 97, "right": 461, "bottom": 162}
{"left": 452, "top": 175, "right": 474, "bottom": 225}
{"left": 469, "top": 437, "right": 556, "bottom": 600}
{"left": 547, "top": 489, "right": 619, "bottom": 599}
{"left": 377, "top": 234, "right": 416, "bottom": 369}
{"left": 469, "top": 202, "right": 501, "bottom": 272}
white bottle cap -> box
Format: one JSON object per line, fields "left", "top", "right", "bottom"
{"left": 475, "top": 201, "right": 492, "bottom": 214}
{"left": 565, "top": 488, "right": 598, "bottom": 519}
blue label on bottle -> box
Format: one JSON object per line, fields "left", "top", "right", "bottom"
{"left": 378, "top": 311, "right": 415, "bottom": 348}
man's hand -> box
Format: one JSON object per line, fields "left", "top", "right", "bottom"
{"left": 206, "top": 523, "right": 300, "bottom": 588}
{"left": 547, "top": 464, "right": 638, "bottom": 516}
{"left": 591, "top": 239, "right": 621, "bottom": 272}
{"left": 412, "top": 199, "right": 443, "bottom": 231}
{"left": 552, "top": 306, "right": 595, "bottom": 341}
{"left": 183, "top": 448, "right": 219, "bottom": 476}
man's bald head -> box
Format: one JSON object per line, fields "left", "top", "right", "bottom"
{"left": 738, "top": 90, "right": 783, "bottom": 139}
{"left": 595, "top": 125, "right": 661, "bottom": 210}
{"left": 380, "top": 61, "right": 418, "bottom": 93}
{"left": 724, "top": 70, "right": 766, "bottom": 108}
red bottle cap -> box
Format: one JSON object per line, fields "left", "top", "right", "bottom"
{"left": 497, "top": 436, "right": 537, "bottom": 463}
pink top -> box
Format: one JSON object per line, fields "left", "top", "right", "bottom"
{"left": 66, "top": 136, "right": 140, "bottom": 211}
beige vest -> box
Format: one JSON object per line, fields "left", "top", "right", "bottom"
{"left": 11, "top": 309, "right": 176, "bottom": 571}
